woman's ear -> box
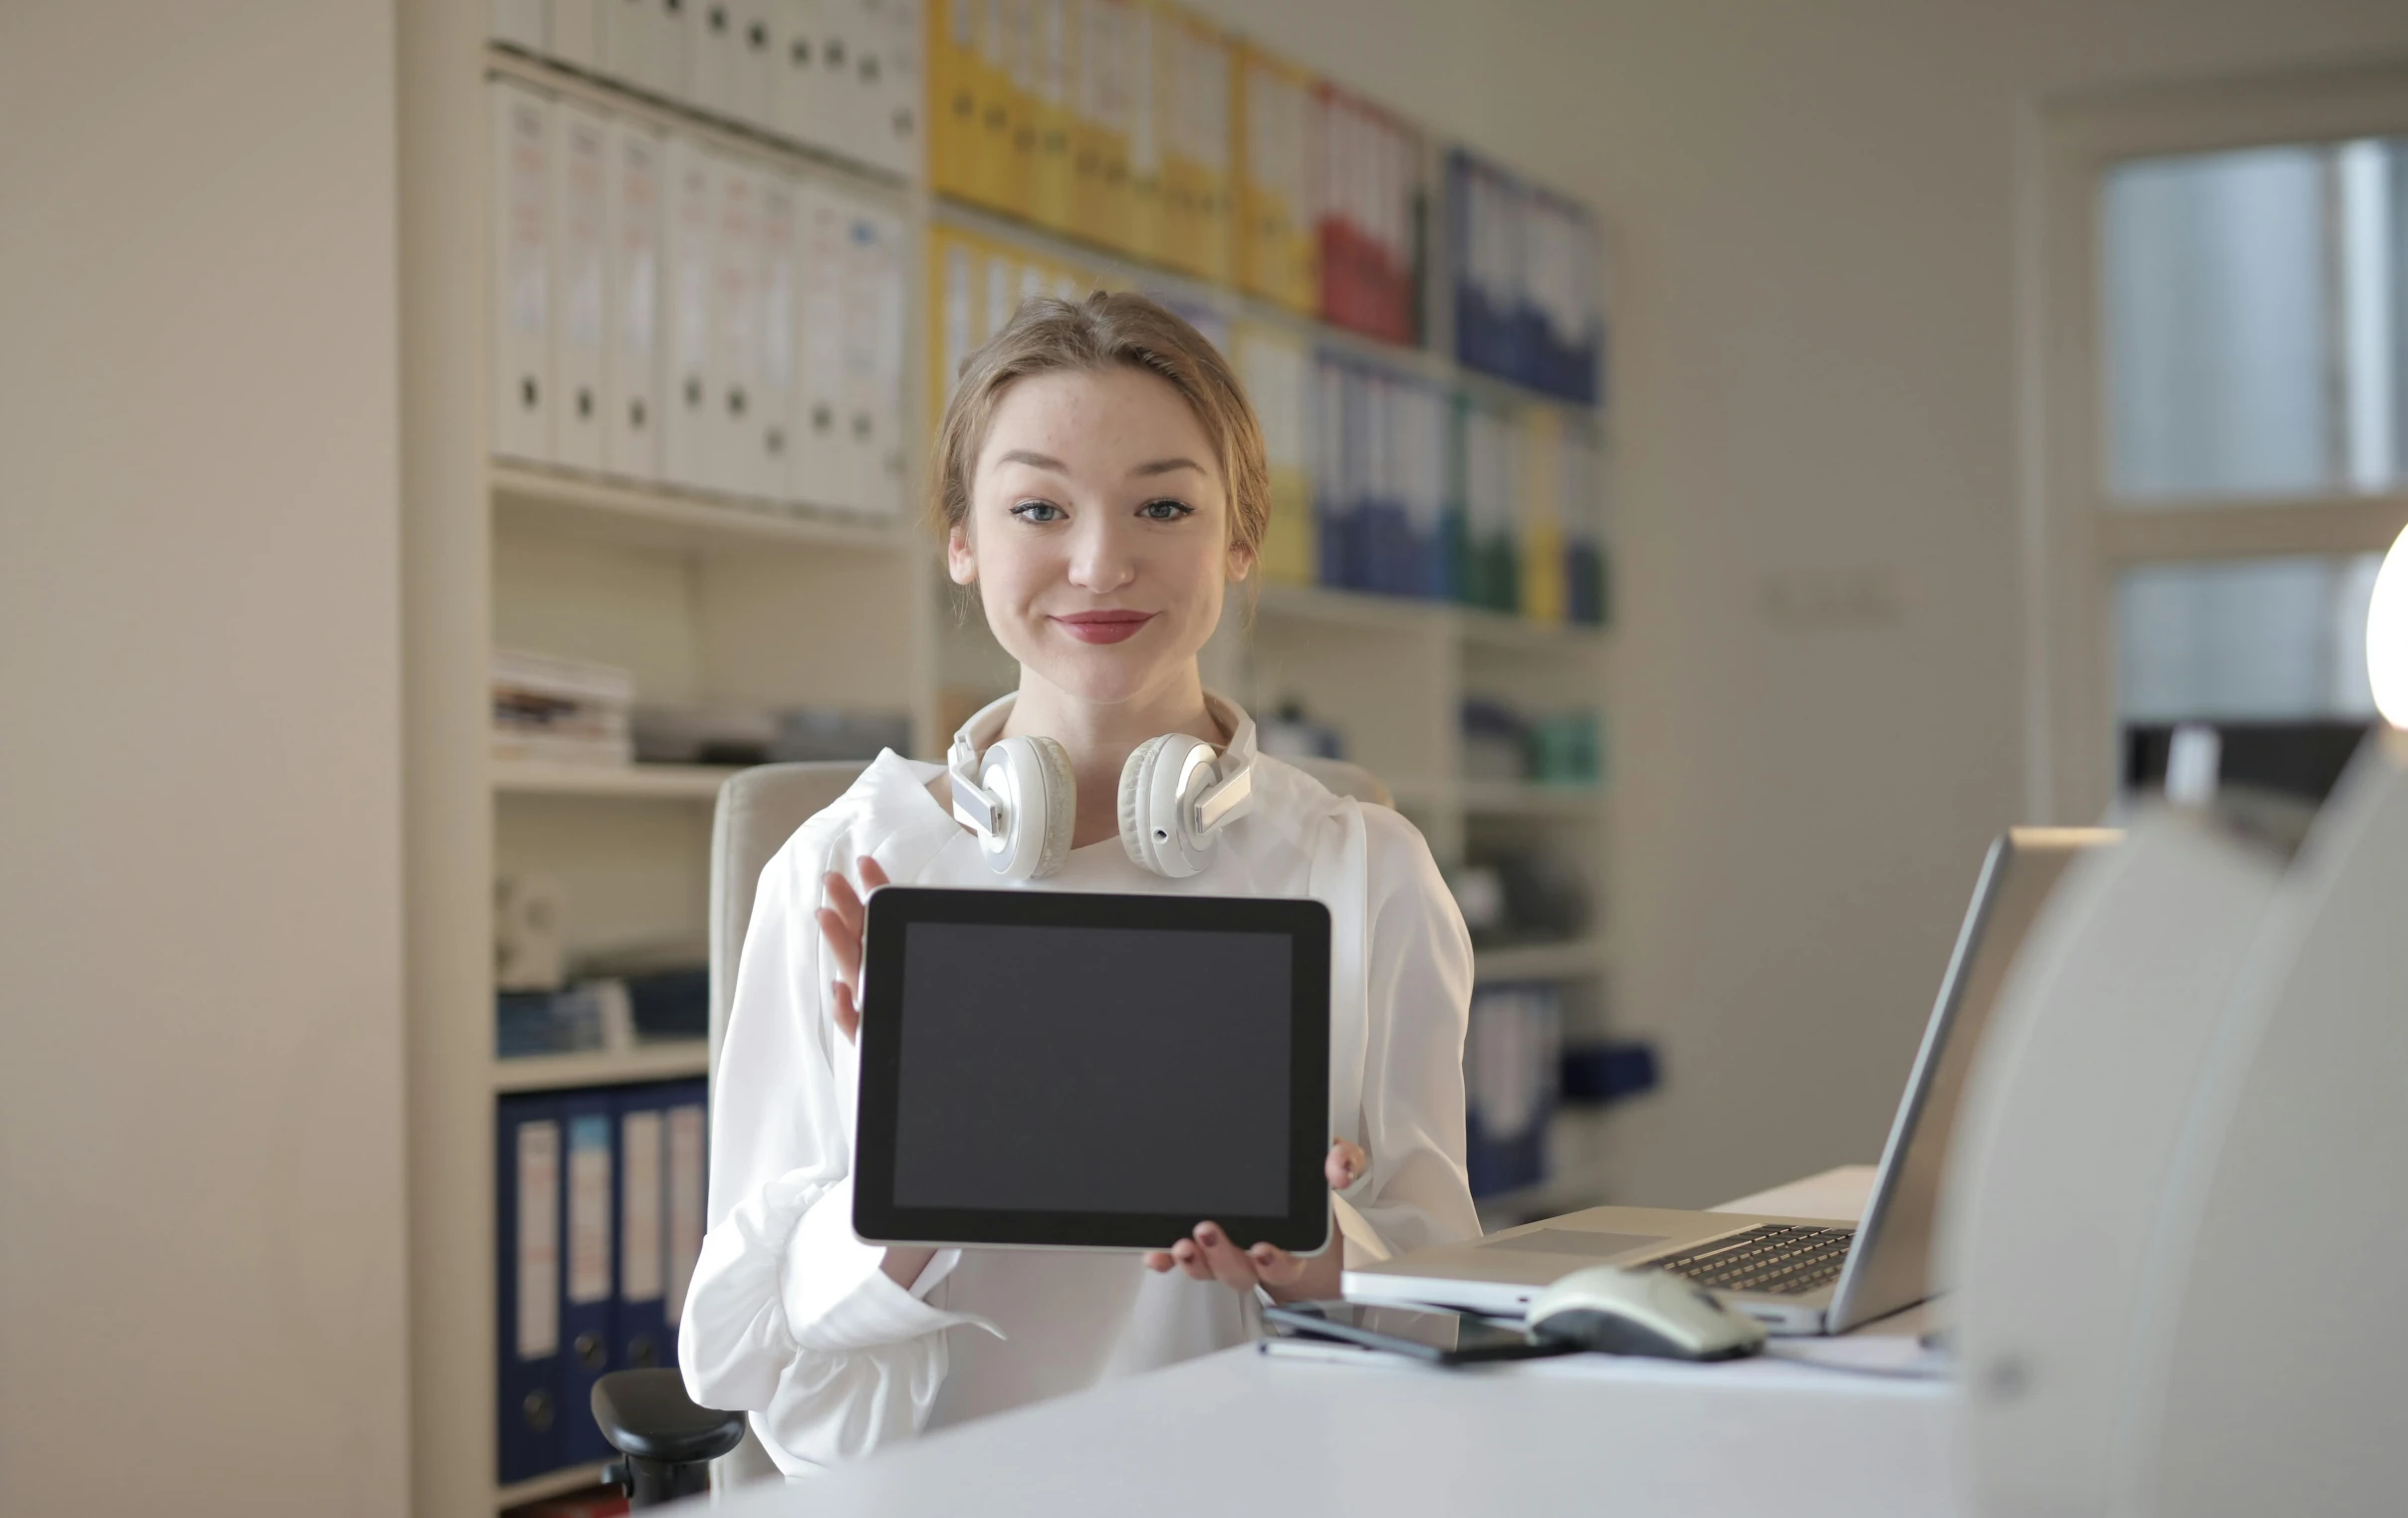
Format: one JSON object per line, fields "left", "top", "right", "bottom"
{"left": 946, "top": 521, "right": 977, "bottom": 586}
{"left": 1226, "top": 539, "right": 1255, "bottom": 584}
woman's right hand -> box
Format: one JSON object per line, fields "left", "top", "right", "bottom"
{"left": 815, "top": 854, "right": 890, "bottom": 1044}
{"left": 816, "top": 854, "right": 933, "bottom": 1289}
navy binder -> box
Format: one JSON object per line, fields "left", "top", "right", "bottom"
{"left": 610, "top": 1084, "right": 672, "bottom": 1373}
{"left": 663, "top": 1079, "right": 710, "bottom": 1351}
{"left": 559, "top": 1091, "right": 617, "bottom": 1466}
{"left": 496, "top": 1093, "right": 565, "bottom": 1484}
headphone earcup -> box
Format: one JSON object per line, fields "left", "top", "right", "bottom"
{"left": 1119, "top": 733, "right": 1216, "bottom": 879}
{"left": 980, "top": 735, "right": 1078, "bottom": 879}
{"left": 1118, "top": 736, "right": 1169, "bottom": 873}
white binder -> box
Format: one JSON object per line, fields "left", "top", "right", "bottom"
{"left": 859, "top": 0, "right": 922, "bottom": 180}
{"left": 708, "top": 155, "right": 765, "bottom": 497}
{"left": 551, "top": 101, "right": 611, "bottom": 471}
{"left": 730, "top": 0, "right": 781, "bottom": 130}
{"left": 754, "top": 171, "right": 803, "bottom": 501}
{"left": 686, "top": 0, "right": 743, "bottom": 117}
{"left": 793, "top": 181, "right": 848, "bottom": 509}
{"left": 842, "top": 198, "right": 908, "bottom": 514}
{"left": 602, "top": 119, "right": 666, "bottom": 482}
{"left": 491, "top": 0, "right": 549, "bottom": 54}
{"left": 772, "top": 0, "right": 822, "bottom": 147}
{"left": 490, "top": 82, "right": 555, "bottom": 465}
{"left": 661, "top": 135, "right": 719, "bottom": 490}
{"left": 791, "top": 0, "right": 847, "bottom": 157}
{"left": 600, "top": 0, "right": 649, "bottom": 85}
{"left": 645, "top": 0, "right": 691, "bottom": 97}
{"left": 550, "top": 0, "right": 602, "bottom": 68}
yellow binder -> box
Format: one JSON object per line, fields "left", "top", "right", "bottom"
{"left": 1030, "top": 0, "right": 1077, "bottom": 233}
{"left": 1518, "top": 408, "right": 1565, "bottom": 625}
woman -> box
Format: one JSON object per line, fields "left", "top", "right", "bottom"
{"left": 679, "top": 292, "right": 1479, "bottom": 1473}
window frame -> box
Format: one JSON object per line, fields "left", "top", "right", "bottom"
{"left": 2026, "top": 64, "right": 2408, "bottom": 823}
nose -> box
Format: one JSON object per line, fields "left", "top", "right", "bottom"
{"left": 1065, "top": 510, "right": 1136, "bottom": 595}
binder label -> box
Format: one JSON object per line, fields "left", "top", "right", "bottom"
{"left": 665, "top": 1102, "right": 706, "bottom": 1326}
{"left": 515, "top": 1120, "right": 562, "bottom": 1361}
{"left": 568, "top": 1114, "right": 613, "bottom": 1306}
{"left": 620, "top": 1110, "right": 665, "bottom": 1303}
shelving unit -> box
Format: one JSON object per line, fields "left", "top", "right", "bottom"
{"left": 493, "top": 1042, "right": 713, "bottom": 1094}
{"left": 401, "top": 6, "right": 1616, "bottom": 1512}
{"left": 491, "top": 758, "right": 739, "bottom": 801}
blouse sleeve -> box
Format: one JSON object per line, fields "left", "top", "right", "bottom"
{"left": 677, "top": 821, "right": 999, "bottom": 1473}
{"left": 1343, "top": 807, "right": 1484, "bottom": 1258}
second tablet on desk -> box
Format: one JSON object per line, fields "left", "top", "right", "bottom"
{"left": 851, "top": 888, "right": 1332, "bottom": 1253}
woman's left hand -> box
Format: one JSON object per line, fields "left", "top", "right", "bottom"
{"left": 1143, "top": 1138, "right": 1368, "bottom": 1304}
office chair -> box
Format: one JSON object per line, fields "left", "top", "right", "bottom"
{"left": 592, "top": 754, "right": 1394, "bottom": 1504}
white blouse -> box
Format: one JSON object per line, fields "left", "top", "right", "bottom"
{"left": 677, "top": 702, "right": 1481, "bottom": 1474}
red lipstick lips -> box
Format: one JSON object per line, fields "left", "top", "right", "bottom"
{"left": 1051, "top": 611, "right": 1155, "bottom": 644}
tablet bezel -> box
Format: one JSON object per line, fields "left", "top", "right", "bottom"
{"left": 850, "top": 886, "right": 1332, "bottom": 1253}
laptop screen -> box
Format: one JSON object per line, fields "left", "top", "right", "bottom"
{"left": 1831, "top": 828, "right": 2118, "bottom": 1331}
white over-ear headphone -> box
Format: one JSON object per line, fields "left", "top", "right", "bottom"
{"left": 946, "top": 693, "right": 1257, "bottom": 880}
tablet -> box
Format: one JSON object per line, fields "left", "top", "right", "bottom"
{"left": 850, "top": 887, "right": 1332, "bottom": 1253}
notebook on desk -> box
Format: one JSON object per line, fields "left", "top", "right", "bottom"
{"left": 1346, "top": 828, "right": 2118, "bottom": 1336}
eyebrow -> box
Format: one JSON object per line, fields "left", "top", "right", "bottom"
{"left": 995, "top": 449, "right": 1205, "bottom": 480}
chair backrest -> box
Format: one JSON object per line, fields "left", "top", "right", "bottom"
{"left": 709, "top": 761, "right": 871, "bottom": 1072}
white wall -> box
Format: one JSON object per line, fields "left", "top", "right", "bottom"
{"left": 0, "top": 4, "right": 407, "bottom": 1515}
{"left": 1199, "top": 0, "right": 2408, "bottom": 1206}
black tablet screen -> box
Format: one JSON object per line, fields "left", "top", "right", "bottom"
{"left": 891, "top": 921, "right": 1293, "bottom": 1217}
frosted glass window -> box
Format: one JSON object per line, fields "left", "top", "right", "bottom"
{"left": 2116, "top": 554, "right": 2383, "bottom": 720}
{"left": 2101, "top": 138, "right": 2408, "bottom": 502}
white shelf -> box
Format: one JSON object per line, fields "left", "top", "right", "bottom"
{"left": 1251, "top": 581, "right": 1450, "bottom": 633}
{"left": 494, "top": 1461, "right": 611, "bottom": 1512}
{"left": 492, "top": 758, "right": 739, "bottom": 801}
{"left": 1456, "top": 605, "right": 1608, "bottom": 653}
{"left": 491, "top": 461, "right": 915, "bottom": 557}
{"left": 1252, "top": 581, "right": 1609, "bottom": 650}
{"left": 492, "top": 1042, "right": 711, "bottom": 1094}
{"left": 1461, "top": 781, "right": 1607, "bottom": 816}
{"left": 1474, "top": 936, "right": 1613, "bottom": 981}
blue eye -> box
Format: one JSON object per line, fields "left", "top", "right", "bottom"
{"left": 1011, "top": 500, "right": 1065, "bottom": 524}
{"left": 1138, "top": 499, "right": 1193, "bottom": 522}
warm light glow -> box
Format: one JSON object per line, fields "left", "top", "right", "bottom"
{"left": 2372, "top": 524, "right": 2408, "bottom": 729}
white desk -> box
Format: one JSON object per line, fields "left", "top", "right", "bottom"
{"left": 716, "top": 1167, "right": 1961, "bottom": 1518}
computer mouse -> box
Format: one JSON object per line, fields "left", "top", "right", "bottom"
{"left": 1528, "top": 1266, "right": 1768, "bottom": 1361}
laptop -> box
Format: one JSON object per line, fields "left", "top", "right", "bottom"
{"left": 1344, "top": 827, "right": 2119, "bottom": 1335}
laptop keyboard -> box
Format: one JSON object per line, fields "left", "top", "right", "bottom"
{"left": 1650, "top": 1224, "right": 1856, "bottom": 1296}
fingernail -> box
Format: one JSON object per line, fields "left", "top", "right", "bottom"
{"left": 1197, "top": 1223, "right": 1219, "bottom": 1243}
{"left": 1251, "top": 1245, "right": 1275, "bottom": 1263}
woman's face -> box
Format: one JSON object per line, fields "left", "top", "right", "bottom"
{"left": 949, "top": 366, "right": 1252, "bottom": 707}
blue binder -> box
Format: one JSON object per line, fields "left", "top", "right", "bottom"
{"left": 610, "top": 1084, "right": 672, "bottom": 1374}
{"left": 496, "top": 1093, "right": 565, "bottom": 1485}
{"left": 559, "top": 1091, "right": 617, "bottom": 1466}
{"left": 662, "top": 1079, "right": 711, "bottom": 1357}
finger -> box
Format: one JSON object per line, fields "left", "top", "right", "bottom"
{"left": 817, "top": 906, "right": 862, "bottom": 985}
{"left": 1170, "top": 1238, "right": 1214, "bottom": 1282}
{"left": 1192, "top": 1223, "right": 1260, "bottom": 1292}
{"left": 1143, "top": 1251, "right": 1176, "bottom": 1273}
{"left": 1248, "top": 1242, "right": 1308, "bottom": 1287}
{"left": 857, "top": 856, "right": 891, "bottom": 892}
{"left": 1325, "top": 1139, "right": 1368, "bottom": 1190}
{"left": 824, "top": 871, "right": 864, "bottom": 933}
{"left": 832, "top": 980, "right": 860, "bottom": 1043}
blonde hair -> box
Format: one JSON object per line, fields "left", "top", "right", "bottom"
{"left": 928, "top": 291, "right": 1271, "bottom": 567}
